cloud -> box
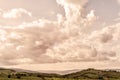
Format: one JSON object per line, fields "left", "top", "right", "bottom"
{"left": 56, "top": 0, "right": 91, "bottom": 26}
{"left": 0, "top": 8, "right": 33, "bottom": 26}
{"left": 88, "top": 23, "right": 120, "bottom": 61}
{"left": 1, "top": 21, "right": 118, "bottom": 65}
{"left": 0, "top": 0, "right": 118, "bottom": 66}
{"left": 2, "top": 8, "right": 32, "bottom": 19}
{"left": 46, "top": 40, "right": 116, "bottom": 62}
{"left": 0, "top": 20, "right": 68, "bottom": 65}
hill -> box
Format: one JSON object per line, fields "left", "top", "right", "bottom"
{"left": 63, "top": 68, "right": 120, "bottom": 79}
{"left": 0, "top": 68, "right": 120, "bottom": 80}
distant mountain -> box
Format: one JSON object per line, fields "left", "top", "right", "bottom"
{"left": 7, "top": 68, "right": 80, "bottom": 75}
{"left": 0, "top": 68, "right": 16, "bottom": 73}
{"left": 38, "top": 69, "right": 81, "bottom": 75}
{"left": 1, "top": 67, "right": 120, "bottom": 74}
{"left": 10, "top": 68, "right": 39, "bottom": 73}
{"left": 12, "top": 68, "right": 120, "bottom": 75}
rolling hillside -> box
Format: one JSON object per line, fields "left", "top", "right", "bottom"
{"left": 0, "top": 68, "right": 120, "bottom": 80}
{"left": 63, "top": 68, "right": 120, "bottom": 79}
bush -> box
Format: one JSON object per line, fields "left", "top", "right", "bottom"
{"left": 8, "top": 75, "right": 11, "bottom": 78}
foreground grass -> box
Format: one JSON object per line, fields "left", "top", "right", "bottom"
{"left": 0, "top": 77, "right": 119, "bottom": 80}
{"left": 46, "top": 78, "right": 120, "bottom": 80}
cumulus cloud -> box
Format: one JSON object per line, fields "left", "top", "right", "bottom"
{"left": 56, "top": 0, "right": 96, "bottom": 27}
{"left": 87, "top": 23, "right": 120, "bottom": 61}
{"left": 0, "top": 0, "right": 118, "bottom": 66}
{"left": 0, "top": 8, "right": 33, "bottom": 26}
{"left": 2, "top": 8, "right": 32, "bottom": 19}
{"left": 0, "top": 22, "right": 118, "bottom": 65}
{"left": 0, "top": 20, "right": 68, "bottom": 65}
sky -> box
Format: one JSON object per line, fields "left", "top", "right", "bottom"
{"left": 0, "top": 0, "right": 120, "bottom": 71}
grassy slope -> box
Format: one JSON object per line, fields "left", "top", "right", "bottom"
{"left": 0, "top": 68, "right": 120, "bottom": 80}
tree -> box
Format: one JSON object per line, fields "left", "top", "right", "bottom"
{"left": 16, "top": 74, "right": 21, "bottom": 79}
{"left": 98, "top": 76, "right": 104, "bottom": 80}
{"left": 8, "top": 75, "right": 11, "bottom": 78}
{"left": 17, "top": 75, "right": 21, "bottom": 79}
